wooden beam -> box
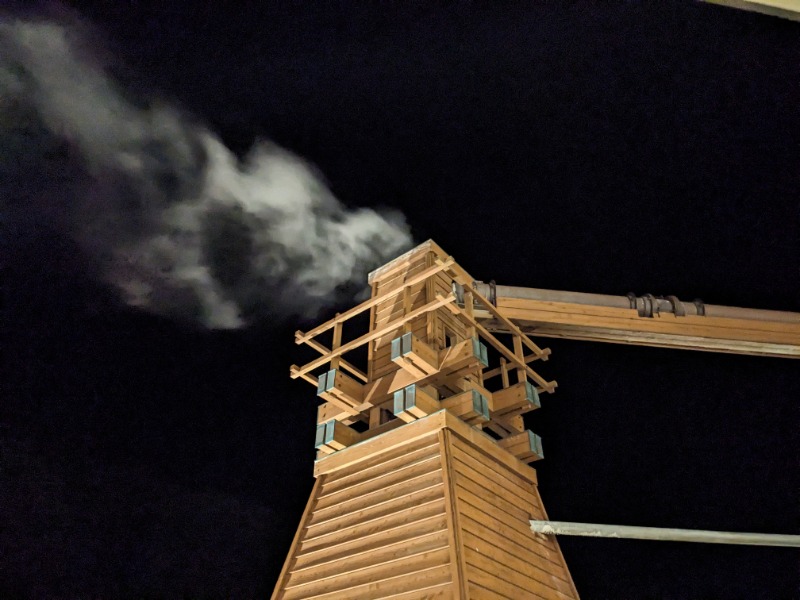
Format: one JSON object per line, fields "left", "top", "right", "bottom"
{"left": 295, "top": 258, "right": 455, "bottom": 345}
{"left": 291, "top": 293, "right": 456, "bottom": 380}
{"left": 303, "top": 337, "right": 368, "bottom": 382}
{"left": 443, "top": 301, "right": 557, "bottom": 392}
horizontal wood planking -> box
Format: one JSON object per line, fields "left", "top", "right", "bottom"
{"left": 306, "top": 481, "right": 445, "bottom": 539}
{"left": 301, "top": 494, "right": 445, "bottom": 552}
{"left": 293, "top": 511, "right": 449, "bottom": 570}
{"left": 287, "top": 530, "right": 450, "bottom": 588}
{"left": 287, "top": 563, "right": 453, "bottom": 600}
{"left": 315, "top": 412, "right": 450, "bottom": 477}
{"left": 319, "top": 438, "right": 440, "bottom": 496}
{"left": 313, "top": 463, "right": 443, "bottom": 515}
{"left": 284, "top": 546, "right": 451, "bottom": 599}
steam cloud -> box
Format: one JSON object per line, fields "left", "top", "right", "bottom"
{"left": 0, "top": 15, "right": 412, "bottom": 328}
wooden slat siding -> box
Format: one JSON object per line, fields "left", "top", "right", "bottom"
{"left": 293, "top": 564, "right": 453, "bottom": 600}
{"left": 301, "top": 495, "right": 445, "bottom": 553}
{"left": 317, "top": 432, "right": 439, "bottom": 482}
{"left": 458, "top": 477, "right": 568, "bottom": 581}
{"left": 468, "top": 562, "right": 542, "bottom": 600}
{"left": 288, "top": 530, "right": 450, "bottom": 588}
{"left": 374, "top": 258, "right": 429, "bottom": 293}
{"left": 449, "top": 443, "right": 537, "bottom": 508}
{"left": 313, "top": 465, "right": 443, "bottom": 518}
{"left": 315, "top": 451, "right": 440, "bottom": 508}
{"left": 455, "top": 475, "right": 568, "bottom": 575}
{"left": 306, "top": 482, "right": 446, "bottom": 540}
{"left": 464, "top": 549, "right": 570, "bottom": 600}
{"left": 293, "top": 526, "right": 449, "bottom": 574}
{"left": 283, "top": 547, "right": 451, "bottom": 599}
{"left": 438, "top": 429, "right": 469, "bottom": 599}
{"left": 320, "top": 438, "right": 440, "bottom": 496}
{"left": 380, "top": 582, "right": 453, "bottom": 600}
{"left": 468, "top": 584, "right": 510, "bottom": 600}
{"left": 272, "top": 477, "right": 326, "bottom": 600}
{"left": 462, "top": 530, "right": 574, "bottom": 598}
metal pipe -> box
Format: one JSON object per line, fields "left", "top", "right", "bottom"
{"left": 531, "top": 520, "right": 800, "bottom": 548}
{"left": 473, "top": 282, "right": 800, "bottom": 324}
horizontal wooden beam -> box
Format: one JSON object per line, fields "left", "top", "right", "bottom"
{"left": 291, "top": 293, "right": 456, "bottom": 380}
{"left": 486, "top": 297, "right": 800, "bottom": 359}
{"left": 295, "top": 258, "right": 455, "bottom": 345}
{"left": 443, "top": 302, "right": 557, "bottom": 393}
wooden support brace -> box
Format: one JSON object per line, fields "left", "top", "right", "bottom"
{"left": 498, "top": 430, "right": 544, "bottom": 463}
{"left": 492, "top": 381, "right": 541, "bottom": 418}
{"left": 317, "top": 369, "right": 363, "bottom": 413}
{"left": 392, "top": 384, "right": 441, "bottom": 423}
{"left": 391, "top": 332, "right": 441, "bottom": 377}
{"left": 295, "top": 258, "right": 455, "bottom": 344}
{"left": 484, "top": 413, "right": 525, "bottom": 439}
{"left": 441, "top": 389, "right": 490, "bottom": 426}
{"left": 314, "top": 419, "right": 360, "bottom": 454}
{"left": 291, "top": 293, "right": 455, "bottom": 380}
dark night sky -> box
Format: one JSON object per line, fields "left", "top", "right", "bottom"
{"left": 2, "top": 2, "right": 799, "bottom": 598}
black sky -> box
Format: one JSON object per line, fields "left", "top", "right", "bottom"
{"left": 2, "top": 2, "right": 799, "bottom": 598}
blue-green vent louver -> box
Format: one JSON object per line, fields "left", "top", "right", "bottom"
{"left": 317, "top": 369, "right": 337, "bottom": 395}
{"left": 528, "top": 431, "right": 543, "bottom": 458}
{"left": 315, "top": 420, "right": 336, "bottom": 448}
{"left": 524, "top": 381, "right": 541, "bottom": 409}
{"left": 393, "top": 384, "right": 417, "bottom": 414}
{"left": 471, "top": 337, "right": 489, "bottom": 367}
{"left": 391, "top": 332, "right": 413, "bottom": 360}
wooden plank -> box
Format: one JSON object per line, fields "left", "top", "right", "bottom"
{"left": 287, "top": 529, "right": 449, "bottom": 588}
{"left": 315, "top": 455, "right": 442, "bottom": 511}
{"left": 271, "top": 476, "right": 326, "bottom": 600}
{"left": 312, "top": 468, "right": 443, "bottom": 523}
{"left": 315, "top": 411, "right": 449, "bottom": 477}
{"left": 320, "top": 438, "right": 440, "bottom": 496}
{"left": 292, "top": 293, "right": 456, "bottom": 381}
{"left": 379, "top": 582, "right": 453, "bottom": 600}
{"left": 450, "top": 449, "right": 537, "bottom": 514}
{"left": 300, "top": 497, "right": 445, "bottom": 553}
{"left": 462, "top": 529, "right": 574, "bottom": 596}
{"left": 466, "top": 563, "right": 535, "bottom": 600}
{"left": 439, "top": 429, "right": 469, "bottom": 599}
{"left": 307, "top": 481, "right": 445, "bottom": 538}
{"left": 320, "top": 429, "right": 439, "bottom": 481}
{"left": 296, "top": 258, "right": 454, "bottom": 345}
{"left": 449, "top": 431, "right": 538, "bottom": 489}
{"left": 497, "top": 299, "right": 800, "bottom": 342}
{"left": 464, "top": 551, "right": 572, "bottom": 600}
{"left": 304, "top": 337, "right": 368, "bottom": 382}
{"left": 442, "top": 301, "right": 555, "bottom": 392}
{"left": 293, "top": 512, "right": 448, "bottom": 569}
{"left": 286, "top": 549, "right": 451, "bottom": 600}
{"left": 460, "top": 505, "right": 563, "bottom": 571}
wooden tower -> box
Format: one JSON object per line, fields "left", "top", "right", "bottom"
{"left": 273, "top": 240, "right": 580, "bottom": 599}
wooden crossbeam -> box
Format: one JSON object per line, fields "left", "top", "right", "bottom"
{"left": 455, "top": 281, "right": 550, "bottom": 359}
{"left": 291, "top": 293, "right": 456, "bottom": 381}
{"left": 303, "top": 337, "right": 368, "bottom": 382}
{"left": 295, "top": 258, "right": 455, "bottom": 345}
{"left": 443, "top": 302, "right": 557, "bottom": 393}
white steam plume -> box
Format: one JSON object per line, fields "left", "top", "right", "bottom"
{"left": 0, "top": 16, "right": 412, "bottom": 328}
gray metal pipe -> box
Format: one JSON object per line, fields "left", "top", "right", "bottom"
{"left": 473, "top": 282, "right": 799, "bottom": 324}
{"left": 531, "top": 520, "right": 800, "bottom": 548}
